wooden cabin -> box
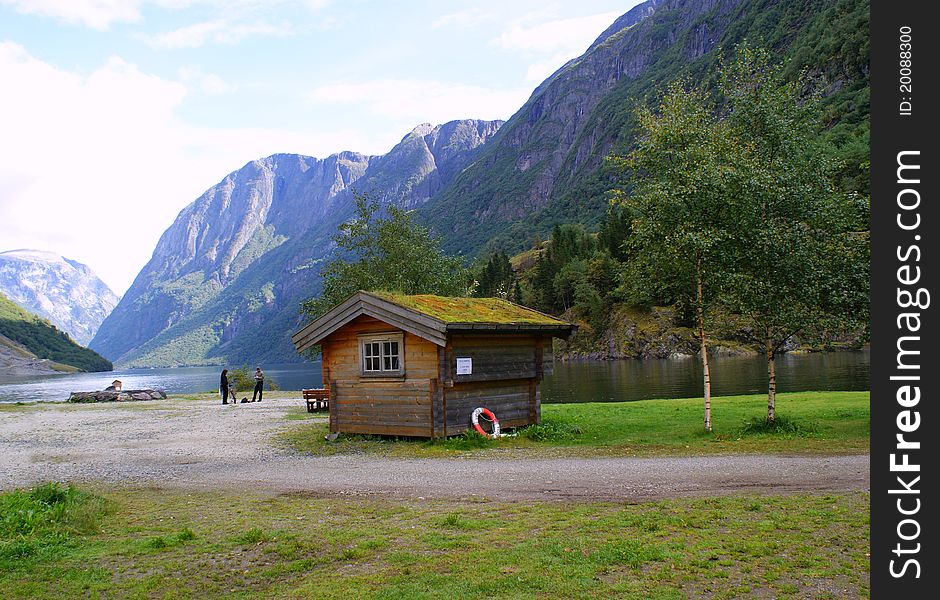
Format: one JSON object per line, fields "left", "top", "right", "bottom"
{"left": 291, "top": 291, "right": 575, "bottom": 438}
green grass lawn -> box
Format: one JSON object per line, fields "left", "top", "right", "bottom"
{"left": 0, "top": 483, "right": 870, "bottom": 599}
{"left": 282, "top": 391, "right": 870, "bottom": 458}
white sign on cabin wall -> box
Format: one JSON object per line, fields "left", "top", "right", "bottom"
{"left": 455, "top": 357, "right": 472, "bottom": 375}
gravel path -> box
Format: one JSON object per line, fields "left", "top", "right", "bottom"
{"left": 0, "top": 395, "right": 870, "bottom": 502}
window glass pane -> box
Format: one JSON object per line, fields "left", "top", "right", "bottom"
{"left": 363, "top": 341, "right": 381, "bottom": 371}
{"left": 362, "top": 337, "right": 402, "bottom": 373}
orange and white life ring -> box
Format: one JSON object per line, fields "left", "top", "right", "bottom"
{"left": 471, "top": 407, "right": 501, "bottom": 438}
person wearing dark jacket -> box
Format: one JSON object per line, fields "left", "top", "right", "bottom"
{"left": 220, "top": 369, "right": 231, "bottom": 404}
{"left": 252, "top": 367, "right": 264, "bottom": 402}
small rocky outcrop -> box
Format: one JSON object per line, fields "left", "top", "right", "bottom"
{"left": 68, "top": 389, "right": 167, "bottom": 403}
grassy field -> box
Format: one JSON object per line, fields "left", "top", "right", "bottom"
{"left": 0, "top": 483, "right": 869, "bottom": 599}
{"left": 282, "top": 391, "right": 870, "bottom": 458}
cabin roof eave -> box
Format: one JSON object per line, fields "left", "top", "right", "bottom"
{"left": 291, "top": 292, "right": 448, "bottom": 352}
{"left": 291, "top": 291, "right": 577, "bottom": 353}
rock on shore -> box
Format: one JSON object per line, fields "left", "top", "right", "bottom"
{"left": 68, "top": 390, "right": 167, "bottom": 403}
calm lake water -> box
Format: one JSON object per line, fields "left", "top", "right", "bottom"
{"left": 0, "top": 350, "right": 869, "bottom": 405}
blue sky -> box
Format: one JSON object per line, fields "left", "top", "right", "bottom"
{"left": 0, "top": 0, "right": 641, "bottom": 294}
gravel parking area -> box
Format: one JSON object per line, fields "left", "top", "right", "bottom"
{"left": 0, "top": 395, "right": 870, "bottom": 501}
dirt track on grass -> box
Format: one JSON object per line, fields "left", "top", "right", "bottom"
{"left": 0, "top": 395, "right": 869, "bottom": 502}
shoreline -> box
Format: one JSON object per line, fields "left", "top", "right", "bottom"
{"left": 1, "top": 392, "right": 870, "bottom": 502}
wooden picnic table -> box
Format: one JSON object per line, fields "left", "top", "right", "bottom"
{"left": 303, "top": 388, "right": 329, "bottom": 412}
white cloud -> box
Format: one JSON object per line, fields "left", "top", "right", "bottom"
{"left": 177, "top": 66, "right": 234, "bottom": 94}
{"left": 0, "top": 0, "right": 142, "bottom": 30}
{"left": 144, "top": 19, "right": 291, "bottom": 48}
{"left": 495, "top": 11, "right": 620, "bottom": 53}
{"left": 308, "top": 79, "right": 529, "bottom": 124}
{"left": 0, "top": 42, "right": 355, "bottom": 293}
{"left": 524, "top": 51, "right": 577, "bottom": 83}
{"left": 147, "top": 19, "right": 225, "bottom": 48}
{"left": 492, "top": 10, "right": 622, "bottom": 83}
{"left": 0, "top": 0, "right": 331, "bottom": 31}
{"left": 431, "top": 9, "right": 493, "bottom": 30}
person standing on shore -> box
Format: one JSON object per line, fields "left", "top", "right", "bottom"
{"left": 220, "top": 369, "right": 230, "bottom": 405}
{"left": 252, "top": 367, "right": 264, "bottom": 402}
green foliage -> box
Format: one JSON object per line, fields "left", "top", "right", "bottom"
{"left": 139, "top": 527, "right": 196, "bottom": 552}
{"left": 527, "top": 224, "right": 594, "bottom": 313}
{"left": 612, "top": 76, "right": 745, "bottom": 309}
{"left": 596, "top": 207, "right": 633, "bottom": 261}
{"left": 233, "top": 527, "right": 273, "bottom": 545}
{"left": 438, "top": 429, "right": 496, "bottom": 450}
{"left": 422, "top": 0, "right": 869, "bottom": 263}
{"left": 711, "top": 44, "right": 870, "bottom": 356}
{"left": 302, "top": 194, "right": 470, "bottom": 319}
{"left": 738, "top": 415, "right": 819, "bottom": 437}
{"left": 607, "top": 44, "right": 869, "bottom": 422}
{"left": 516, "top": 418, "right": 584, "bottom": 442}
{"left": 0, "top": 293, "right": 112, "bottom": 372}
{"left": 228, "top": 366, "right": 279, "bottom": 392}
{"left": 373, "top": 292, "right": 566, "bottom": 325}
{"left": 514, "top": 214, "right": 633, "bottom": 335}
{"left": 0, "top": 483, "right": 109, "bottom": 566}
{"left": 608, "top": 72, "right": 744, "bottom": 423}
{"left": 470, "top": 252, "right": 515, "bottom": 299}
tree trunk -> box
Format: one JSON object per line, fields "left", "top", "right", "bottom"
{"left": 696, "top": 254, "right": 712, "bottom": 432}
{"left": 766, "top": 338, "right": 776, "bottom": 423}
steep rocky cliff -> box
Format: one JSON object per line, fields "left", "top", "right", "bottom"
{"left": 90, "top": 119, "right": 501, "bottom": 366}
{"left": 89, "top": 0, "right": 869, "bottom": 367}
{"left": 0, "top": 250, "right": 120, "bottom": 346}
{"left": 420, "top": 0, "right": 869, "bottom": 255}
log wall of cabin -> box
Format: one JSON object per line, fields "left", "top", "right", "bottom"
{"left": 442, "top": 333, "right": 546, "bottom": 436}
{"left": 322, "top": 315, "right": 439, "bottom": 437}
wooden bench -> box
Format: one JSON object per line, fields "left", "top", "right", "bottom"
{"left": 303, "top": 388, "right": 330, "bottom": 412}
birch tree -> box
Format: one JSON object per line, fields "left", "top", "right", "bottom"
{"left": 714, "top": 45, "right": 869, "bottom": 422}
{"left": 610, "top": 82, "right": 747, "bottom": 432}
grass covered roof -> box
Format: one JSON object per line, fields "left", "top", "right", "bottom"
{"left": 368, "top": 291, "right": 569, "bottom": 326}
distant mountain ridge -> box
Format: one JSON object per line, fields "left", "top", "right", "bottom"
{"left": 90, "top": 0, "right": 869, "bottom": 367}
{"left": 91, "top": 120, "right": 502, "bottom": 366}
{"left": 0, "top": 249, "right": 120, "bottom": 346}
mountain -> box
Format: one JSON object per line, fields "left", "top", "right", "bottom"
{"left": 0, "top": 291, "right": 112, "bottom": 373}
{"left": 90, "top": 0, "right": 869, "bottom": 367}
{"left": 90, "top": 119, "right": 501, "bottom": 367}
{"left": 0, "top": 249, "right": 120, "bottom": 346}
{"left": 419, "top": 0, "right": 869, "bottom": 256}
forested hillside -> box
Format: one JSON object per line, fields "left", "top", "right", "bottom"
{"left": 0, "top": 292, "right": 112, "bottom": 372}
{"left": 421, "top": 0, "right": 869, "bottom": 257}
{"left": 90, "top": 0, "right": 869, "bottom": 367}
{"left": 454, "top": 0, "right": 870, "bottom": 359}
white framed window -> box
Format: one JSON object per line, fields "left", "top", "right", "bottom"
{"left": 359, "top": 332, "right": 404, "bottom": 376}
